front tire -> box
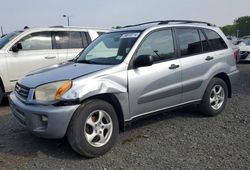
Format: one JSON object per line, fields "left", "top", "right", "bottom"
{"left": 67, "top": 99, "right": 119, "bottom": 158}
{"left": 199, "top": 78, "right": 228, "bottom": 116}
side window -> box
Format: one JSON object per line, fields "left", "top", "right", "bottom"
{"left": 137, "top": 29, "right": 175, "bottom": 62}
{"left": 18, "top": 32, "right": 52, "bottom": 50}
{"left": 68, "top": 32, "right": 83, "bottom": 48}
{"left": 54, "top": 31, "right": 69, "bottom": 49}
{"left": 80, "top": 32, "right": 89, "bottom": 48}
{"left": 54, "top": 31, "right": 84, "bottom": 49}
{"left": 198, "top": 30, "right": 211, "bottom": 52}
{"left": 176, "top": 28, "right": 202, "bottom": 57}
{"left": 203, "top": 29, "right": 227, "bottom": 51}
{"left": 83, "top": 32, "right": 92, "bottom": 44}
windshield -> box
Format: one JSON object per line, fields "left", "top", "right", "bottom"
{"left": 0, "top": 31, "right": 23, "bottom": 49}
{"left": 242, "top": 38, "right": 250, "bottom": 46}
{"left": 76, "top": 31, "right": 141, "bottom": 65}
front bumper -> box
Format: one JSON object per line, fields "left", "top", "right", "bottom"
{"left": 9, "top": 93, "right": 79, "bottom": 139}
{"left": 228, "top": 69, "right": 240, "bottom": 91}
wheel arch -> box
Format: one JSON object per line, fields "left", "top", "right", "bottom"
{"left": 81, "top": 93, "right": 125, "bottom": 131}
{"left": 213, "top": 73, "right": 232, "bottom": 98}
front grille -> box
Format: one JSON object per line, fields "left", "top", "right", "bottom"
{"left": 9, "top": 101, "right": 27, "bottom": 127}
{"left": 15, "top": 83, "right": 30, "bottom": 99}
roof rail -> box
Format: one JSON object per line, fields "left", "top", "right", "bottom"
{"left": 49, "top": 25, "right": 64, "bottom": 28}
{"left": 122, "top": 20, "right": 216, "bottom": 28}
{"left": 122, "top": 21, "right": 163, "bottom": 28}
{"left": 158, "top": 20, "right": 216, "bottom": 26}
{"left": 49, "top": 25, "right": 110, "bottom": 30}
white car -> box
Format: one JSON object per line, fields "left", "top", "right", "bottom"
{"left": 238, "top": 38, "right": 250, "bottom": 61}
{"left": 0, "top": 26, "right": 109, "bottom": 103}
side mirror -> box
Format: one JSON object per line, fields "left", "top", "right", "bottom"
{"left": 133, "top": 55, "right": 154, "bottom": 68}
{"left": 12, "top": 43, "right": 22, "bottom": 52}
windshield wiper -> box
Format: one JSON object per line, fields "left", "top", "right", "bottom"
{"left": 76, "top": 60, "right": 99, "bottom": 64}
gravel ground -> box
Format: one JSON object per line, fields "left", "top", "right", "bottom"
{"left": 0, "top": 63, "right": 249, "bottom": 170}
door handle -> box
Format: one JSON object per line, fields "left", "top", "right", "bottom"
{"left": 169, "top": 64, "right": 180, "bottom": 70}
{"left": 44, "top": 56, "right": 56, "bottom": 59}
{"left": 205, "top": 56, "right": 214, "bottom": 61}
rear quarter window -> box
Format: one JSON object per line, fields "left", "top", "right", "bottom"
{"left": 203, "top": 29, "right": 227, "bottom": 51}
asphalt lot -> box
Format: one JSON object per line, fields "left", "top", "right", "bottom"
{"left": 0, "top": 63, "right": 249, "bottom": 170}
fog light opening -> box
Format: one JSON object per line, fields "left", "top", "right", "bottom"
{"left": 41, "top": 115, "right": 48, "bottom": 122}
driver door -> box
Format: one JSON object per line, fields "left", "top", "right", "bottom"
{"left": 128, "top": 29, "right": 182, "bottom": 119}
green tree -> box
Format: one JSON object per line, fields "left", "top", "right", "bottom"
{"left": 221, "top": 25, "right": 237, "bottom": 36}
{"left": 234, "top": 16, "right": 250, "bottom": 37}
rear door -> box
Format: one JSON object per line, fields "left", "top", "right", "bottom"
{"left": 128, "top": 29, "right": 182, "bottom": 119}
{"left": 6, "top": 31, "right": 58, "bottom": 89}
{"left": 53, "top": 31, "right": 89, "bottom": 62}
{"left": 176, "top": 27, "right": 228, "bottom": 102}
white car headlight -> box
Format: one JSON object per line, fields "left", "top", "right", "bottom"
{"left": 35, "top": 80, "right": 72, "bottom": 101}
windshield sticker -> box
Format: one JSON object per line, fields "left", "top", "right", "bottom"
{"left": 116, "top": 56, "right": 123, "bottom": 60}
{"left": 121, "top": 33, "right": 140, "bottom": 39}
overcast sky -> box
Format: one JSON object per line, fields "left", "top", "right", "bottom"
{"left": 0, "top": 0, "right": 249, "bottom": 33}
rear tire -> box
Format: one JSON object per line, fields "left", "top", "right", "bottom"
{"left": 67, "top": 99, "right": 119, "bottom": 158}
{"left": 199, "top": 78, "right": 228, "bottom": 116}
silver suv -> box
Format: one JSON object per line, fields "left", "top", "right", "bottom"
{"left": 9, "top": 20, "right": 239, "bottom": 157}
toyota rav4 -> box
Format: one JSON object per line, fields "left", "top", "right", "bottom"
{"left": 9, "top": 20, "right": 239, "bottom": 157}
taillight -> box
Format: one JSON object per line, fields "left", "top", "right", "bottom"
{"left": 234, "top": 49, "right": 239, "bottom": 61}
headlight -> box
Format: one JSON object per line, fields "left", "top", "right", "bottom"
{"left": 35, "top": 80, "right": 72, "bottom": 101}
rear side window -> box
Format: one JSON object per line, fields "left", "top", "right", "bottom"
{"left": 80, "top": 32, "right": 89, "bottom": 48}
{"left": 18, "top": 32, "right": 52, "bottom": 50}
{"left": 54, "top": 31, "right": 69, "bottom": 49}
{"left": 176, "top": 28, "right": 202, "bottom": 57}
{"left": 203, "top": 29, "right": 227, "bottom": 51}
{"left": 198, "top": 30, "right": 211, "bottom": 53}
{"left": 54, "top": 31, "right": 85, "bottom": 49}
{"left": 68, "top": 32, "right": 83, "bottom": 48}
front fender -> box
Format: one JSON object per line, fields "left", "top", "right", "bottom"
{"left": 62, "top": 71, "right": 131, "bottom": 120}
{"left": 65, "top": 78, "right": 127, "bottom": 101}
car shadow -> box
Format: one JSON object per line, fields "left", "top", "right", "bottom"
{"left": 238, "top": 60, "right": 250, "bottom": 64}
{"left": 0, "top": 97, "right": 9, "bottom": 107}
{"left": 0, "top": 104, "right": 204, "bottom": 161}
{"left": 124, "top": 105, "right": 204, "bottom": 132}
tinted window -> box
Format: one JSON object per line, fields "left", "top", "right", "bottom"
{"left": 83, "top": 32, "right": 92, "bottom": 44}
{"left": 54, "top": 31, "right": 84, "bottom": 49}
{"left": 203, "top": 29, "right": 227, "bottom": 50}
{"left": 137, "top": 29, "right": 175, "bottom": 62}
{"left": 176, "top": 28, "right": 202, "bottom": 57}
{"left": 54, "top": 31, "right": 68, "bottom": 49}
{"left": 19, "top": 32, "right": 52, "bottom": 50}
{"left": 199, "top": 30, "right": 211, "bottom": 52}
{"left": 80, "top": 32, "right": 89, "bottom": 48}
{"left": 68, "top": 32, "right": 83, "bottom": 48}
{"left": 242, "top": 38, "right": 250, "bottom": 45}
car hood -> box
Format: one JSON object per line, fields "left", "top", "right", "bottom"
{"left": 239, "top": 45, "right": 250, "bottom": 51}
{"left": 19, "top": 62, "right": 112, "bottom": 88}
